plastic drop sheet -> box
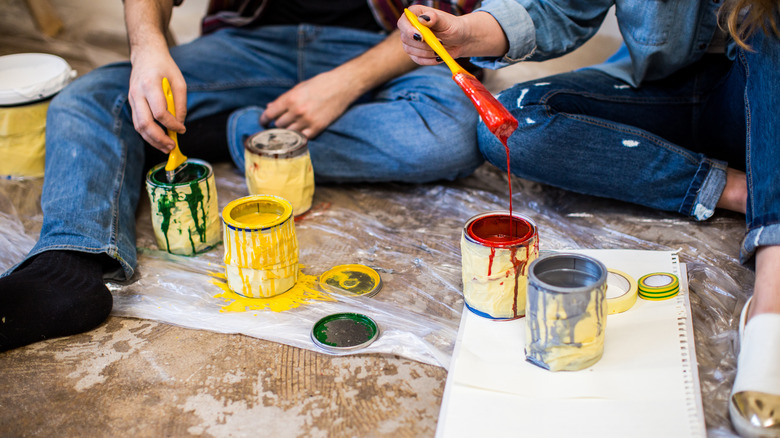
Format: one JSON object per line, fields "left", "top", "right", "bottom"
{"left": 0, "top": 161, "right": 752, "bottom": 437}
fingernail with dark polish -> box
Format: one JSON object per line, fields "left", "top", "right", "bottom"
{"left": 435, "top": 56, "right": 442, "bottom": 62}
{"left": 413, "top": 33, "right": 422, "bottom": 41}
{"left": 420, "top": 15, "right": 431, "bottom": 21}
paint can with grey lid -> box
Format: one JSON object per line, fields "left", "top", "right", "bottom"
{"left": 244, "top": 128, "right": 314, "bottom": 216}
{"left": 525, "top": 253, "right": 608, "bottom": 371}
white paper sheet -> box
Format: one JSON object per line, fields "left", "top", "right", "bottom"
{"left": 436, "top": 249, "right": 706, "bottom": 438}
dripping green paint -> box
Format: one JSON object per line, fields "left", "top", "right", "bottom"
{"left": 146, "top": 160, "right": 217, "bottom": 255}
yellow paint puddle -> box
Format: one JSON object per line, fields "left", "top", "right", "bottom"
{"left": 209, "top": 266, "right": 336, "bottom": 313}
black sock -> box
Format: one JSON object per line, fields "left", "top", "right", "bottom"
{"left": 0, "top": 250, "right": 113, "bottom": 352}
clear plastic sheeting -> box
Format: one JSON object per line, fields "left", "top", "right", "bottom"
{"left": 0, "top": 161, "right": 750, "bottom": 437}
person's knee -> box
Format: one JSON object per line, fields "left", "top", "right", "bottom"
{"left": 478, "top": 102, "right": 550, "bottom": 173}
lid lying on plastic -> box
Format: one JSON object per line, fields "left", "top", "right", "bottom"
{"left": 311, "top": 312, "right": 379, "bottom": 352}
{"left": 319, "top": 264, "right": 382, "bottom": 298}
{"left": 0, "top": 53, "right": 75, "bottom": 105}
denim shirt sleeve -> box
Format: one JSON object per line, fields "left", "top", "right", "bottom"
{"left": 472, "top": 0, "right": 613, "bottom": 69}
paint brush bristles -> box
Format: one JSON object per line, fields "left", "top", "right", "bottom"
{"left": 453, "top": 72, "right": 518, "bottom": 143}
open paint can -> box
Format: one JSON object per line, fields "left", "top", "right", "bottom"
{"left": 244, "top": 128, "right": 314, "bottom": 216}
{"left": 145, "top": 159, "right": 220, "bottom": 255}
{"left": 525, "top": 253, "right": 608, "bottom": 371}
{"left": 222, "top": 194, "right": 299, "bottom": 298}
{"left": 0, "top": 53, "right": 76, "bottom": 179}
{"left": 460, "top": 211, "right": 539, "bottom": 319}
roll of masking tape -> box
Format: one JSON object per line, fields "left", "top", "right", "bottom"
{"left": 606, "top": 268, "right": 638, "bottom": 314}
{"left": 638, "top": 272, "right": 679, "bottom": 300}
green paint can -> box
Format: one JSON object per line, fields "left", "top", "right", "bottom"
{"left": 145, "top": 159, "right": 220, "bottom": 255}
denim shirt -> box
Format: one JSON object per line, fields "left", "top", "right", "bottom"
{"left": 472, "top": 0, "right": 735, "bottom": 86}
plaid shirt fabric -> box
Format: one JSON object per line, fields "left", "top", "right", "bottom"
{"left": 193, "top": 0, "right": 480, "bottom": 34}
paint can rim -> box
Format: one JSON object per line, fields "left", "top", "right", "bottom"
{"left": 245, "top": 128, "right": 308, "bottom": 158}
{"left": 221, "top": 194, "right": 293, "bottom": 231}
{"left": 463, "top": 210, "right": 537, "bottom": 248}
{"left": 528, "top": 252, "right": 608, "bottom": 295}
{"left": 311, "top": 312, "right": 379, "bottom": 352}
{"left": 146, "top": 158, "right": 213, "bottom": 187}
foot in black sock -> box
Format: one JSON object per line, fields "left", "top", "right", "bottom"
{"left": 0, "top": 250, "right": 113, "bottom": 352}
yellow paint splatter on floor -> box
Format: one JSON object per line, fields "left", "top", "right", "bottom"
{"left": 209, "top": 266, "right": 336, "bottom": 313}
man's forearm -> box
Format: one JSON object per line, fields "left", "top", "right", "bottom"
{"left": 124, "top": 0, "right": 175, "bottom": 64}
{"left": 333, "top": 30, "right": 419, "bottom": 98}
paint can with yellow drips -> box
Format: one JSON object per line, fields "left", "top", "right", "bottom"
{"left": 525, "top": 253, "right": 608, "bottom": 371}
{"left": 0, "top": 53, "right": 76, "bottom": 179}
{"left": 244, "top": 129, "right": 314, "bottom": 216}
{"left": 145, "top": 159, "right": 220, "bottom": 255}
{"left": 222, "top": 195, "right": 299, "bottom": 298}
{"left": 460, "top": 211, "right": 539, "bottom": 319}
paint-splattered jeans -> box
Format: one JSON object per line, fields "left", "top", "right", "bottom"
{"left": 479, "top": 30, "right": 780, "bottom": 263}
{"left": 12, "top": 25, "right": 482, "bottom": 280}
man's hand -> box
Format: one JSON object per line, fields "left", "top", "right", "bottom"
{"left": 127, "top": 52, "right": 187, "bottom": 153}
{"left": 260, "top": 30, "right": 417, "bottom": 139}
{"left": 124, "top": 0, "right": 184, "bottom": 153}
{"left": 259, "top": 69, "right": 356, "bottom": 140}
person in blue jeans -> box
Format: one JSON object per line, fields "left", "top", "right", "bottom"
{"left": 0, "top": 0, "right": 484, "bottom": 351}
{"left": 400, "top": 1, "right": 779, "bottom": 437}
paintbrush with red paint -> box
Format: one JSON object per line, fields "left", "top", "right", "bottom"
{"left": 403, "top": 8, "right": 518, "bottom": 143}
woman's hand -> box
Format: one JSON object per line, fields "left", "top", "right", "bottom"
{"left": 398, "top": 5, "right": 509, "bottom": 65}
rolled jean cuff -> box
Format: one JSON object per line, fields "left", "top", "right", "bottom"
{"left": 740, "top": 222, "right": 780, "bottom": 264}
{"left": 690, "top": 159, "right": 728, "bottom": 221}
{"left": 1, "top": 243, "right": 131, "bottom": 282}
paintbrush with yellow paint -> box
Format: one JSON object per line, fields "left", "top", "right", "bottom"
{"left": 162, "top": 77, "right": 188, "bottom": 183}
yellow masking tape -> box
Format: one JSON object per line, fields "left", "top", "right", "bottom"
{"left": 606, "top": 268, "right": 638, "bottom": 314}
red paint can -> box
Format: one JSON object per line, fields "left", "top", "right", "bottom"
{"left": 460, "top": 211, "right": 539, "bottom": 319}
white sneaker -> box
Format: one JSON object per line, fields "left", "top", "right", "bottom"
{"left": 729, "top": 297, "right": 780, "bottom": 438}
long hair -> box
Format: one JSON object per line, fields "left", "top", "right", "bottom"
{"left": 719, "top": 0, "right": 780, "bottom": 49}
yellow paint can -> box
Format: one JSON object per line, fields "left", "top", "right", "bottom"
{"left": 244, "top": 129, "right": 314, "bottom": 216}
{"left": 222, "top": 195, "right": 299, "bottom": 298}
{"left": 0, "top": 53, "right": 75, "bottom": 179}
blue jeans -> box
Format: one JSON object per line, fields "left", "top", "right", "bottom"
{"left": 10, "top": 25, "right": 482, "bottom": 280}
{"left": 479, "top": 30, "right": 780, "bottom": 263}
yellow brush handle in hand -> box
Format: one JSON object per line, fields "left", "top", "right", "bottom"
{"left": 403, "top": 8, "right": 469, "bottom": 76}
{"left": 162, "top": 77, "right": 187, "bottom": 172}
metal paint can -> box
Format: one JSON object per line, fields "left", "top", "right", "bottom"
{"left": 244, "top": 128, "right": 314, "bottom": 216}
{"left": 221, "top": 194, "right": 299, "bottom": 298}
{"left": 0, "top": 53, "right": 75, "bottom": 179}
{"left": 460, "top": 211, "right": 539, "bottom": 320}
{"left": 525, "top": 253, "right": 608, "bottom": 371}
{"left": 145, "top": 159, "right": 220, "bottom": 255}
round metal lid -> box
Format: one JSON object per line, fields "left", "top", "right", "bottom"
{"left": 245, "top": 128, "right": 307, "bottom": 158}
{"left": 319, "top": 264, "right": 382, "bottom": 298}
{"left": 311, "top": 313, "right": 379, "bottom": 352}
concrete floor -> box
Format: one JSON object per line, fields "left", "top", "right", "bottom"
{"left": 2, "top": 1, "right": 746, "bottom": 437}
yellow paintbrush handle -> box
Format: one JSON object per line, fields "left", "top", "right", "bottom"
{"left": 162, "top": 77, "right": 187, "bottom": 171}
{"left": 403, "top": 8, "right": 469, "bottom": 76}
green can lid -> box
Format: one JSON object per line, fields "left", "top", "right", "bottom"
{"left": 319, "top": 264, "right": 383, "bottom": 298}
{"left": 311, "top": 312, "right": 379, "bottom": 352}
